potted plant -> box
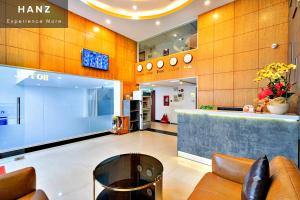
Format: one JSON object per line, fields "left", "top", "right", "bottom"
{"left": 254, "top": 63, "right": 296, "bottom": 114}
{"left": 112, "top": 116, "right": 118, "bottom": 132}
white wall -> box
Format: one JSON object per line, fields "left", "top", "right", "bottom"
{"left": 155, "top": 85, "right": 196, "bottom": 123}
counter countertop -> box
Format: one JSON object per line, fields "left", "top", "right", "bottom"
{"left": 175, "top": 109, "right": 299, "bottom": 121}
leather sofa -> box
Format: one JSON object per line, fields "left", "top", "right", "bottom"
{"left": 0, "top": 167, "right": 48, "bottom": 200}
{"left": 188, "top": 153, "right": 300, "bottom": 200}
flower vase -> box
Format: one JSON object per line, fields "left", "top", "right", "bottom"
{"left": 267, "top": 103, "right": 289, "bottom": 115}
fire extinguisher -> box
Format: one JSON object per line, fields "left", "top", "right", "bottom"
{"left": 0, "top": 110, "right": 8, "bottom": 125}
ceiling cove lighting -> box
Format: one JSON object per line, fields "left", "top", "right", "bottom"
{"left": 80, "top": 0, "right": 193, "bottom": 20}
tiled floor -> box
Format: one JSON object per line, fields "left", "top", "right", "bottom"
{"left": 2, "top": 131, "right": 210, "bottom": 200}
{"left": 151, "top": 122, "right": 178, "bottom": 133}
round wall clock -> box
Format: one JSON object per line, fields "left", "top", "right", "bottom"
{"left": 184, "top": 53, "right": 193, "bottom": 64}
{"left": 170, "top": 57, "right": 178, "bottom": 66}
{"left": 157, "top": 60, "right": 164, "bottom": 69}
{"left": 146, "top": 62, "right": 153, "bottom": 70}
{"left": 137, "top": 64, "right": 143, "bottom": 72}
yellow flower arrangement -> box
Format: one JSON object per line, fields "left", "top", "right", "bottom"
{"left": 254, "top": 63, "right": 296, "bottom": 101}
{"left": 254, "top": 63, "right": 296, "bottom": 82}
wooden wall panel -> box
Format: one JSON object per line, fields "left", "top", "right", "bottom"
{"left": 214, "top": 55, "right": 233, "bottom": 73}
{"left": 214, "top": 72, "right": 233, "bottom": 90}
{"left": 6, "top": 47, "right": 39, "bottom": 69}
{"left": 234, "top": 12, "right": 258, "bottom": 35}
{"left": 0, "top": 10, "right": 137, "bottom": 98}
{"left": 0, "top": 45, "right": 5, "bottom": 64}
{"left": 214, "top": 90, "right": 234, "bottom": 107}
{"left": 6, "top": 28, "right": 39, "bottom": 51}
{"left": 0, "top": 28, "right": 5, "bottom": 45}
{"left": 288, "top": 0, "right": 300, "bottom": 113}
{"left": 135, "top": 0, "right": 289, "bottom": 108}
{"left": 39, "top": 28, "right": 65, "bottom": 41}
{"left": 235, "top": 0, "right": 258, "bottom": 17}
{"left": 65, "top": 28, "right": 85, "bottom": 46}
{"left": 40, "top": 54, "right": 65, "bottom": 72}
{"left": 40, "top": 35, "right": 65, "bottom": 57}
{"left": 258, "top": 1, "right": 288, "bottom": 29}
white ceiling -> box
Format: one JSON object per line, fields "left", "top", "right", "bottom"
{"left": 68, "top": 0, "right": 233, "bottom": 41}
{"left": 141, "top": 77, "right": 197, "bottom": 88}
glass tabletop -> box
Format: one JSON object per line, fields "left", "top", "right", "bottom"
{"left": 94, "top": 153, "right": 163, "bottom": 191}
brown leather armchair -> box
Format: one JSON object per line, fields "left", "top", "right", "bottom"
{"left": 0, "top": 167, "right": 48, "bottom": 200}
{"left": 188, "top": 153, "right": 300, "bottom": 200}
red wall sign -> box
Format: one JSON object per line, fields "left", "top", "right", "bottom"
{"left": 164, "top": 95, "right": 170, "bottom": 106}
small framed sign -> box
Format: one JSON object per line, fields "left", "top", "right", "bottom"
{"left": 82, "top": 49, "right": 109, "bottom": 71}
{"left": 164, "top": 95, "right": 170, "bottom": 106}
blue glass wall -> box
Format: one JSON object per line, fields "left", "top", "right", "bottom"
{"left": 0, "top": 66, "right": 115, "bottom": 153}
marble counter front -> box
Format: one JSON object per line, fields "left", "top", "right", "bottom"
{"left": 176, "top": 109, "right": 299, "bottom": 166}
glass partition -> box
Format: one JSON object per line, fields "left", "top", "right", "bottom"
{"left": 0, "top": 65, "right": 116, "bottom": 157}
{"left": 139, "top": 20, "right": 197, "bottom": 61}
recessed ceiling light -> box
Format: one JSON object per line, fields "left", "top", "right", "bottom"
{"left": 93, "top": 26, "right": 100, "bottom": 32}
{"left": 75, "top": 86, "right": 79, "bottom": 89}
{"left": 37, "top": 83, "right": 41, "bottom": 86}
{"left": 155, "top": 21, "right": 160, "bottom": 26}
{"left": 173, "top": 33, "right": 177, "bottom": 37}
{"left": 132, "top": 5, "right": 138, "bottom": 10}
{"left": 170, "top": 80, "right": 179, "bottom": 83}
{"left": 144, "top": 83, "right": 150, "bottom": 85}
{"left": 105, "top": 19, "right": 111, "bottom": 24}
{"left": 204, "top": 0, "right": 211, "bottom": 6}
{"left": 179, "top": 37, "right": 184, "bottom": 41}
{"left": 57, "top": 77, "right": 62, "bottom": 80}
{"left": 180, "top": 81, "right": 183, "bottom": 85}
{"left": 151, "top": 84, "right": 156, "bottom": 87}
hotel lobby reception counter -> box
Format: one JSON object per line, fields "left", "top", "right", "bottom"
{"left": 176, "top": 109, "right": 300, "bottom": 165}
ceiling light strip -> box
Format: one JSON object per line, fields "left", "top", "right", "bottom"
{"left": 81, "top": 0, "right": 194, "bottom": 20}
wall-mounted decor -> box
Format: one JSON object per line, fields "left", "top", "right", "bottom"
{"left": 170, "top": 57, "right": 178, "bottom": 66}
{"left": 82, "top": 49, "right": 109, "bottom": 71}
{"left": 139, "top": 51, "right": 146, "bottom": 62}
{"left": 173, "top": 95, "right": 179, "bottom": 102}
{"left": 183, "top": 53, "right": 193, "bottom": 64}
{"left": 137, "top": 64, "right": 143, "bottom": 72}
{"left": 164, "top": 95, "right": 170, "bottom": 106}
{"left": 157, "top": 60, "right": 164, "bottom": 69}
{"left": 146, "top": 62, "right": 153, "bottom": 71}
{"left": 163, "top": 49, "right": 170, "bottom": 56}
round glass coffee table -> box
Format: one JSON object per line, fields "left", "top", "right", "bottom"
{"left": 93, "top": 153, "right": 164, "bottom": 200}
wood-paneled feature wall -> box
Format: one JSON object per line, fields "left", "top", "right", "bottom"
{"left": 135, "top": 0, "right": 289, "bottom": 108}
{"left": 289, "top": 0, "right": 300, "bottom": 113}
{"left": 0, "top": 11, "right": 137, "bottom": 97}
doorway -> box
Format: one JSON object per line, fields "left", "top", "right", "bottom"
{"left": 140, "top": 77, "right": 197, "bottom": 132}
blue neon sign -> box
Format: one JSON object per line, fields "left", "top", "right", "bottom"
{"left": 82, "top": 49, "right": 109, "bottom": 71}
